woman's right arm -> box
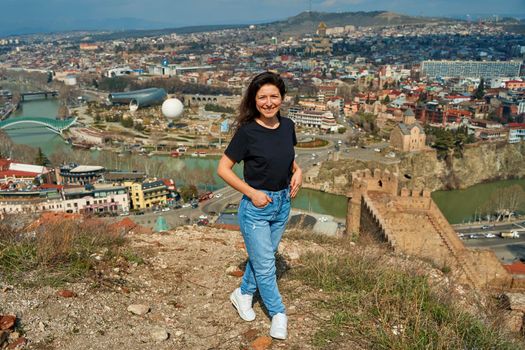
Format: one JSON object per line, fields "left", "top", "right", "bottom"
{"left": 217, "top": 155, "right": 271, "bottom": 207}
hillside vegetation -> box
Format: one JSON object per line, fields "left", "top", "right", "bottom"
{"left": 0, "top": 219, "right": 523, "bottom": 349}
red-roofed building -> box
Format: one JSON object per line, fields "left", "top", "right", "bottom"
{"left": 0, "top": 158, "right": 10, "bottom": 170}
{"left": 503, "top": 261, "right": 525, "bottom": 275}
{"left": 0, "top": 158, "right": 51, "bottom": 185}
{"left": 0, "top": 170, "right": 40, "bottom": 185}
{"left": 505, "top": 80, "right": 525, "bottom": 90}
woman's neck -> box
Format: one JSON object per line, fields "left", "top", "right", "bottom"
{"left": 255, "top": 115, "right": 280, "bottom": 129}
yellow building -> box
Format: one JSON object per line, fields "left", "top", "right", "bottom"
{"left": 306, "top": 22, "right": 332, "bottom": 55}
{"left": 124, "top": 180, "right": 168, "bottom": 210}
{"left": 389, "top": 109, "right": 426, "bottom": 152}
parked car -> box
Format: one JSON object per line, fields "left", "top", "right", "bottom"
{"left": 199, "top": 214, "right": 208, "bottom": 220}
{"left": 481, "top": 225, "right": 490, "bottom": 230}
{"left": 197, "top": 219, "right": 209, "bottom": 226}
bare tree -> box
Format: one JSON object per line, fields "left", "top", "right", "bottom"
{"left": 484, "top": 185, "right": 525, "bottom": 221}
{"left": 49, "top": 148, "right": 74, "bottom": 166}
{"left": 0, "top": 130, "right": 15, "bottom": 158}
{"left": 11, "top": 144, "right": 38, "bottom": 164}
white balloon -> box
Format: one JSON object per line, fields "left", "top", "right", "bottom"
{"left": 162, "top": 98, "right": 184, "bottom": 119}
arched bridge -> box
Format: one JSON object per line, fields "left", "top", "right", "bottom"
{"left": 0, "top": 117, "right": 77, "bottom": 134}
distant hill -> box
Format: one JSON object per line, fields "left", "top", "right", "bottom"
{"left": 264, "top": 11, "right": 457, "bottom": 36}
{"left": 85, "top": 24, "right": 249, "bottom": 42}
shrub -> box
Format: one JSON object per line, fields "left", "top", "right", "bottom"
{"left": 0, "top": 216, "right": 127, "bottom": 287}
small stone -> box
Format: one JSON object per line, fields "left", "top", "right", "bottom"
{"left": 174, "top": 330, "right": 183, "bottom": 337}
{"left": 226, "top": 266, "right": 237, "bottom": 273}
{"left": 150, "top": 328, "right": 169, "bottom": 342}
{"left": 38, "top": 322, "right": 46, "bottom": 332}
{"left": 127, "top": 304, "right": 150, "bottom": 315}
{"left": 250, "top": 336, "right": 272, "bottom": 350}
{"left": 57, "top": 290, "right": 77, "bottom": 298}
{"left": 226, "top": 265, "right": 244, "bottom": 277}
{"left": 229, "top": 270, "right": 244, "bottom": 277}
{"left": 8, "top": 332, "right": 19, "bottom": 340}
{"left": 0, "top": 315, "right": 16, "bottom": 330}
{"left": 113, "top": 268, "right": 120, "bottom": 273}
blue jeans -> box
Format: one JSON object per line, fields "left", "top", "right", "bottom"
{"left": 238, "top": 188, "right": 291, "bottom": 317}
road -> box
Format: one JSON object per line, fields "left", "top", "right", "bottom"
{"left": 455, "top": 221, "right": 525, "bottom": 235}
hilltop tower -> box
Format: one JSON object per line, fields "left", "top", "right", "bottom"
{"left": 347, "top": 169, "right": 399, "bottom": 235}
{"left": 317, "top": 21, "right": 327, "bottom": 36}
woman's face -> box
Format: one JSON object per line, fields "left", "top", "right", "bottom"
{"left": 255, "top": 84, "right": 282, "bottom": 120}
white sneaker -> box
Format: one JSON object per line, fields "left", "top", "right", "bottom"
{"left": 230, "top": 288, "right": 255, "bottom": 321}
{"left": 270, "top": 313, "right": 287, "bottom": 340}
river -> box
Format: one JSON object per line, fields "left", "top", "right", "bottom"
{"left": 4, "top": 98, "right": 350, "bottom": 218}
{"left": 432, "top": 179, "right": 525, "bottom": 224}
{"left": 7, "top": 98, "right": 68, "bottom": 155}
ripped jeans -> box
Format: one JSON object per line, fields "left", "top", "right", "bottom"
{"left": 238, "top": 188, "right": 291, "bottom": 317}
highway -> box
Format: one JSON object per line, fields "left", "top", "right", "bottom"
{"left": 454, "top": 221, "right": 525, "bottom": 235}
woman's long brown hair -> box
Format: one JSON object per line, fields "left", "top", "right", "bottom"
{"left": 233, "top": 71, "right": 286, "bottom": 133}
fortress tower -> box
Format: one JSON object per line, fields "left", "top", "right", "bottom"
{"left": 347, "top": 169, "right": 399, "bottom": 235}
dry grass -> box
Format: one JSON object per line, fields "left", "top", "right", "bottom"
{"left": 289, "top": 240, "right": 525, "bottom": 349}
{"left": 0, "top": 216, "right": 131, "bottom": 287}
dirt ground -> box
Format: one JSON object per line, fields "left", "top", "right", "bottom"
{"left": 0, "top": 226, "right": 340, "bottom": 350}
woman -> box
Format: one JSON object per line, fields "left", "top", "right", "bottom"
{"left": 217, "top": 71, "right": 302, "bottom": 340}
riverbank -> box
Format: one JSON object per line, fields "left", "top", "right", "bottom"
{"left": 0, "top": 102, "right": 18, "bottom": 120}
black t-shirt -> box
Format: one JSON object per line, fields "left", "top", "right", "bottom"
{"left": 225, "top": 117, "right": 297, "bottom": 191}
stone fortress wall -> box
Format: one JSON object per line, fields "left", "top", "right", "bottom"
{"left": 346, "top": 168, "right": 517, "bottom": 290}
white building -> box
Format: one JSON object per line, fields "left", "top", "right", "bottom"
{"left": 288, "top": 107, "right": 337, "bottom": 130}
{"left": 0, "top": 184, "right": 129, "bottom": 215}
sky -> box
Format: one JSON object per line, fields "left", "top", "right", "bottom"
{"left": 0, "top": 0, "right": 523, "bottom": 36}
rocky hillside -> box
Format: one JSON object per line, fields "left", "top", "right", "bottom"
{"left": 313, "top": 142, "right": 525, "bottom": 194}
{"left": 0, "top": 226, "right": 330, "bottom": 350}
{"left": 1, "top": 223, "right": 523, "bottom": 349}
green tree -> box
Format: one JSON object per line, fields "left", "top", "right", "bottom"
{"left": 35, "top": 147, "right": 50, "bottom": 166}
{"left": 473, "top": 78, "right": 485, "bottom": 100}
{"left": 180, "top": 185, "right": 198, "bottom": 201}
